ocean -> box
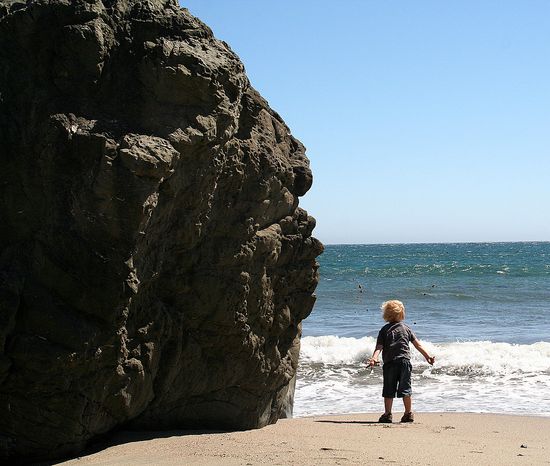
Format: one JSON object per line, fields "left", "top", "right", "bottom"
{"left": 294, "top": 242, "right": 550, "bottom": 417}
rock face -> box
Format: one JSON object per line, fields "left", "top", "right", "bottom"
{"left": 0, "top": 0, "right": 322, "bottom": 460}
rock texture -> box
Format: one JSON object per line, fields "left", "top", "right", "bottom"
{"left": 0, "top": 0, "right": 322, "bottom": 461}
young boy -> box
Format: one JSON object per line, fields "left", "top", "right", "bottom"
{"left": 366, "top": 299, "right": 435, "bottom": 423}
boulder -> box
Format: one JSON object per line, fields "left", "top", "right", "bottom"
{"left": 0, "top": 0, "right": 322, "bottom": 460}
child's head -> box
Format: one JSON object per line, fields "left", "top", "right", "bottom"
{"left": 381, "top": 300, "right": 405, "bottom": 322}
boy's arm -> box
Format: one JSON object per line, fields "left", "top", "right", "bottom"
{"left": 412, "top": 339, "right": 435, "bottom": 365}
{"left": 366, "top": 345, "right": 383, "bottom": 366}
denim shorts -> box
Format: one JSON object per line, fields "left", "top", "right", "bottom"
{"left": 382, "top": 358, "right": 412, "bottom": 398}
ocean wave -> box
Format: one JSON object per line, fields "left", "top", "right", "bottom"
{"left": 295, "top": 335, "right": 550, "bottom": 417}
{"left": 299, "top": 335, "right": 550, "bottom": 375}
{"left": 299, "top": 335, "right": 375, "bottom": 364}
{"left": 320, "top": 245, "right": 550, "bottom": 278}
{"left": 321, "top": 264, "right": 550, "bottom": 278}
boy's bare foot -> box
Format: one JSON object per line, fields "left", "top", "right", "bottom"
{"left": 378, "top": 413, "right": 393, "bottom": 423}
{"left": 401, "top": 411, "right": 414, "bottom": 423}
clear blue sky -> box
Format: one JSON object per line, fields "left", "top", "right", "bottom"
{"left": 181, "top": 1, "right": 550, "bottom": 244}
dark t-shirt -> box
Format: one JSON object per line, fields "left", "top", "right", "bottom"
{"left": 376, "top": 321, "right": 417, "bottom": 364}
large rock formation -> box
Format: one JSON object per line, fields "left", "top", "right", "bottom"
{"left": 0, "top": 0, "right": 322, "bottom": 460}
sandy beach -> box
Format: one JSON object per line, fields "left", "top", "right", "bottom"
{"left": 56, "top": 413, "right": 549, "bottom": 465}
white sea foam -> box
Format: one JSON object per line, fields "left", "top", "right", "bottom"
{"left": 300, "top": 336, "right": 550, "bottom": 374}
{"left": 299, "top": 335, "right": 376, "bottom": 365}
{"left": 295, "top": 335, "right": 550, "bottom": 418}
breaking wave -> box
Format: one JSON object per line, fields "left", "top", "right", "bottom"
{"left": 295, "top": 335, "right": 550, "bottom": 417}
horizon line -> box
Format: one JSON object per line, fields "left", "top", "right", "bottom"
{"left": 320, "top": 240, "right": 550, "bottom": 246}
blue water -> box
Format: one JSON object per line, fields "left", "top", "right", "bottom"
{"left": 295, "top": 242, "right": 550, "bottom": 417}
{"left": 303, "top": 242, "right": 550, "bottom": 344}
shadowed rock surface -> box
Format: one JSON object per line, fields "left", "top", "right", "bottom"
{"left": 0, "top": 0, "right": 322, "bottom": 460}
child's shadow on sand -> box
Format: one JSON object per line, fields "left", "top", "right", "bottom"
{"left": 315, "top": 420, "right": 396, "bottom": 426}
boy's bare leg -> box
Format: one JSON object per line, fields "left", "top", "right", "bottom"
{"left": 403, "top": 395, "right": 412, "bottom": 413}
{"left": 384, "top": 397, "right": 393, "bottom": 414}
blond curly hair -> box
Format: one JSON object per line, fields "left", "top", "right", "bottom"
{"left": 381, "top": 300, "right": 405, "bottom": 322}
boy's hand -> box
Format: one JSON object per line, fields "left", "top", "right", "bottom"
{"left": 366, "top": 358, "right": 379, "bottom": 367}
{"left": 426, "top": 355, "right": 435, "bottom": 365}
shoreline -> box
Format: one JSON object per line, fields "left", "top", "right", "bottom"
{"left": 57, "top": 412, "right": 550, "bottom": 465}
{"left": 292, "top": 409, "right": 550, "bottom": 418}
